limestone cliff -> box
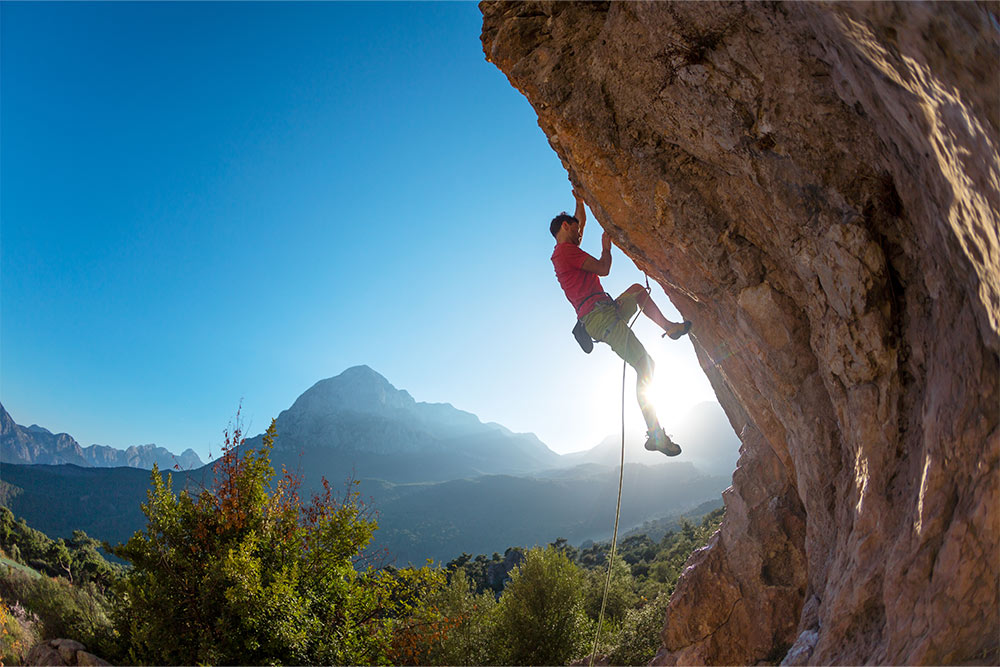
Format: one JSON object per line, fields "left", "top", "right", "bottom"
{"left": 481, "top": 2, "right": 999, "bottom": 664}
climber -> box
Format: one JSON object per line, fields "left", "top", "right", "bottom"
{"left": 550, "top": 188, "right": 691, "bottom": 456}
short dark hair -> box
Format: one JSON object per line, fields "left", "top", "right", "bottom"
{"left": 550, "top": 212, "right": 577, "bottom": 238}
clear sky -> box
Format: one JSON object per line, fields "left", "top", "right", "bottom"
{"left": 1, "top": 1, "right": 717, "bottom": 459}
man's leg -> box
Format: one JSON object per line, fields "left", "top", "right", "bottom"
{"left": 585, "top": 303, "right": 682, "bottom": 456}
{"left": 622, "top": 283, "right": 688, "bottom": 338}
{"left": 632, "top": 352, "right": 660, "bottom": 434}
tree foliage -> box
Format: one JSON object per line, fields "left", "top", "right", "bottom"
{"left": 437, "top": 507, "right": 726, "bottom": 666}
{"left": 110, "top": 415, "right": 400, "bottom": 666}
{"left": 390, "top": 569, "right": 498, "bottom": 666}
{"left": 0, "top": 507, "right": 119, "bottom": 590}
{"left": 493, "top": 546, "right": 589, "bottom": 666}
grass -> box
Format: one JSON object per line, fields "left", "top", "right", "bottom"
{"left": 0, "top": 557, "right": 42, "bottom": 579}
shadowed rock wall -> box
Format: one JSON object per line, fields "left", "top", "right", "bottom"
{"left": 480, "top": 2, "right": 999, "bottom": 664}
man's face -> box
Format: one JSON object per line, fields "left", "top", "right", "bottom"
{"left": 563, "top": 219, "right": 581, "bottom": 245}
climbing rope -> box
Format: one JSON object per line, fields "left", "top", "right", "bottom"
{"left": 589, "top": 277, "right": 650, "bottom": 667}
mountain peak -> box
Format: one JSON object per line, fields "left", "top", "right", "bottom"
{"left": 288, "top": 366, "right": 415, "bottom": 417}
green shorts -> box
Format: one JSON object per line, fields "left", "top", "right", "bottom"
{"left": 581, "top": 289, "right": 648, "bottom": 369}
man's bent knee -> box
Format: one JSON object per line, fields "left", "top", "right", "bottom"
{"left": 626, "top": 283, "right": 650, "bottom": 306}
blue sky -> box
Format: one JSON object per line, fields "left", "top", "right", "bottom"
{"left": 1, "top": 1, "right": 717, "bottom": 459}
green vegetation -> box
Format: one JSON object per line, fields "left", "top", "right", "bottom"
{"left": 109, "top": 418, "right": 413, "bottom": 666}
{"left": 0, "top": 505, "right": 120, "bottom": 663}
{"left": 0, "top": 410, "right": 724, "bottom": 666}
{"left": 494, "top": 546, "right": 590, "bottom": 665}
{"left": 442, "top": 508, "right": 725, "bottom": 665}
{"left": 0, "top": 506, "right": 120, "bottom": 590}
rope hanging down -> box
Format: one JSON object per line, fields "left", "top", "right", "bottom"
{"left": 589, "top": 276, "right": 650, "bottom": 667}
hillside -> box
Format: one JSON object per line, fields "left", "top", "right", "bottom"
{"left": 0, "top": 458, "right": 728, "bottom": 566}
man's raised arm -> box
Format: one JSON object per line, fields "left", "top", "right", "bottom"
{"left": 573, "top": 188, "right": 587, "bottom": 233}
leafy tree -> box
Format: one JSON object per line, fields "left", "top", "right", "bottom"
{"left": 493, "top": 546, "right": 588, "bottom": 666}
{"left": 446, "top": 547, "right": 524, "bottom": 596}
{"left": 391, "top": 569, "right": 499, "bottom": 666}
{"left": 110, "top": 415, "right": 400, "bottom": 666}
{"left": 606, "top": 591, "right": 672, "bottom": 666}
{"left": 583, "top": 555, "right": 636, "bottom": 625}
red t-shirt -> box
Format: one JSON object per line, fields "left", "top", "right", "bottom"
{"left": 551, "top": 242, "right": 606, "bottom": 317}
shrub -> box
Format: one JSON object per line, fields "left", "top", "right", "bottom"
{"left": 583, "top": 556, "right": 636, "bottom": 625}
{"left": 607, "top": 591, "right": 672, "bottom": 666}
{"left": 391, "top": 569, "right": 499, "bottom": 666}
{"left": 0, "top": 571, "right": 112, "bottom": 656}
{"left": 110, "top": 415, "right": 399, "bottom": 666}
{"left": 492, "top": 546, "right": 589, "bottom": 666}
{"left": 0, "top": 593, "right": 33, "bottom": 666}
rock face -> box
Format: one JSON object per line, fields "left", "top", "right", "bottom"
{"left": 25, "top": 639, "right": 111, "bottom": 666}
{"left": 481, "top": 2, "right": 999, "bottom": 664}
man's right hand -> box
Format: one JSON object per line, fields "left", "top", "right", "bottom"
{"left": 581, "top": 230, "right": 613, "bottom": 276}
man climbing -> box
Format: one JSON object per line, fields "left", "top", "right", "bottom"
{"left": 550, "top": 189, "right": 691, "bottom": 456}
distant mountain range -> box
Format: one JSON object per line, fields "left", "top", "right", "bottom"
{"left": 1, "top": 403, "right": 203, "bottom": 470}
{"left": 243, "top": 365, "right": 563, "bottom": 487}
{"left": 0, "top": 365, "right": 738, "bottom": 563}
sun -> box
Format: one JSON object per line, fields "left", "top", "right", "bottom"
{"left": 641, "top": 334, "right": 717, "bottom": 434}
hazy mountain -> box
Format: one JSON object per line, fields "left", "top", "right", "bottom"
{"left": 371, "top": 461, "right": 729, "bottom": 564}
{"left": 244, "top": 365, "right": 562, "bottom": 485}
{"left": 0, "top": 367, "right": 735, "bottom": 564}
{"left": 0, "top": 403, "right": 203, "bottom": 470}
{"left": 671, "top": 401, "right": 742, "bottom": 477}
{"left": 0, "top": 459, "right": 729, "bottom": 565}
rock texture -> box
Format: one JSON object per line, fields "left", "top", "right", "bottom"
{"left": 481, "top": 1, "right": 999, "bottom": 664}
{"left": 25, "top": 639, "right": 111, "bottom": 666}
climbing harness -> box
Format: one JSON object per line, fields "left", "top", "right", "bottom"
{"left": 571, "top": 291, "right": 612, "bottom": 354}
{"left": 588, "top": 277, "right": 651, "bottom": 667}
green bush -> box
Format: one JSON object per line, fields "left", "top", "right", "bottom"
{"left": 607, "top": 591, "right": 672, "bottom": 665}
{"left": 0, "top": 570, "right": 113, "bottom": 655}
{"left": 109, "top": 417, "right": 402, "bottom": 666}
{"left": 583, "top": 556, "right": 636, "bottom": 625}
{"left": 390, "top": 568, "right": 499, "bottom": 666}
{"left": 493, "top": 546, "right": 589, "bottom": 666}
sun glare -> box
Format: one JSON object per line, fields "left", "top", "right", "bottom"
{"left": 643, "top": 334, "right": 717, "bottom": 433}
{"left": 591, "top": 328, "right": 717, "bottom": 446}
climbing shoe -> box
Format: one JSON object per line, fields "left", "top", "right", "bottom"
{"left": 663, "top": 320, "right": 692, "bottom": 340}
{"left": 644, "top": 427, "right": 681, "bottom": 456}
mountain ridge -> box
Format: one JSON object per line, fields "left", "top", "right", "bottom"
{"left": 243, "top": 365, "right": 563, "bottom": 484}
{"left": 0, "top": 365, "right": 736, "bottom": 564}
{"left": 0, "top": 402, "right": 204, "bottom": 470}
